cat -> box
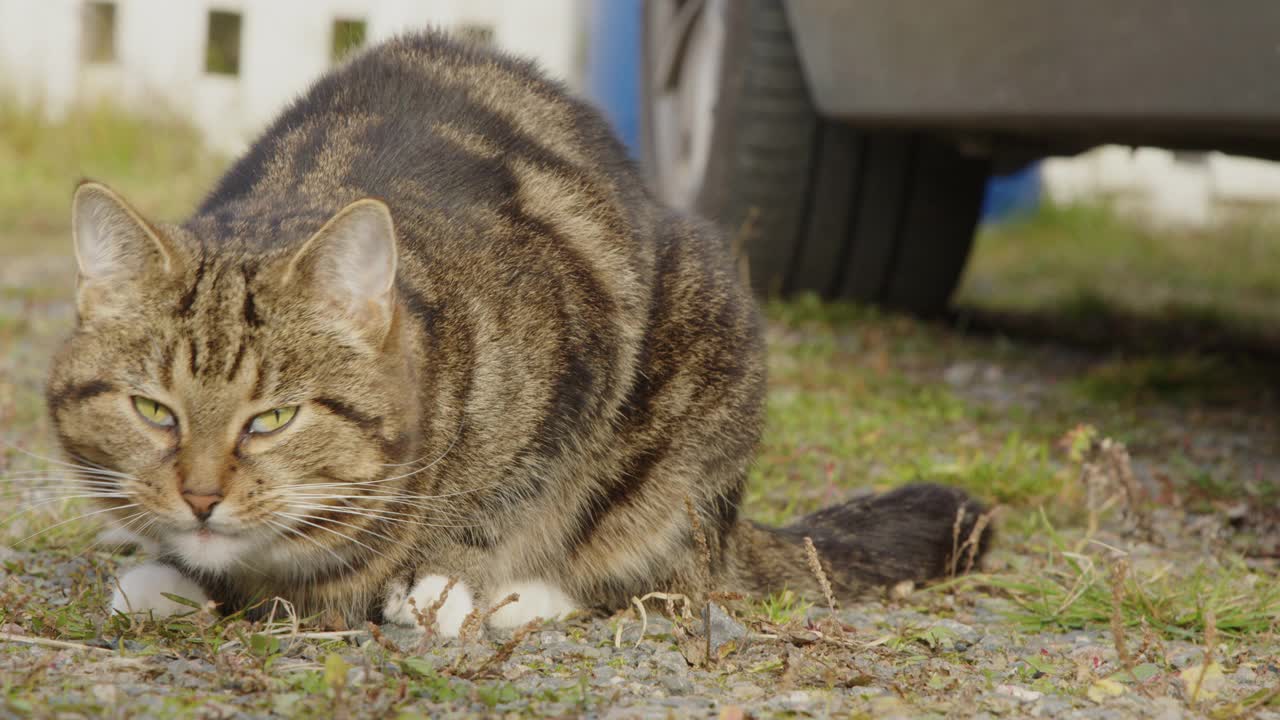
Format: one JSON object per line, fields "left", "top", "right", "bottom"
{"left": 47, "top": 30, "right": 991, "bottom": 634}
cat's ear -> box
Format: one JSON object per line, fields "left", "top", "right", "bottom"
{"left": 284, "top": 198, "right": 398, "bottom": 335}
{"left": 71, "top": 182, "right": 180, "bottom": 317}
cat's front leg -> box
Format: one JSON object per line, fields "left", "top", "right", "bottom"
{"left": 381, "top": 574, "right": 476, "bottom": 637}
{"left": 110, "top": 562, "right": 209, "bottom": 617}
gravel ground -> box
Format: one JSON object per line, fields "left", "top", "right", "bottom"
{"left": 10, "top": 101, "right": 1279, "bottom": 719}
{"left": 3, "top": 326, "right": 1279, "bottom": 718}
{"left": 2, "top": 254, "right": 1279, "bottom": 719}
{"left": 1, "top": 525, "right": 1277, "bottom": 720}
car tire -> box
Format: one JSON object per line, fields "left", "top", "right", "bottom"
{"left": 641, "top": 0, "right": 991, "bottom": 314}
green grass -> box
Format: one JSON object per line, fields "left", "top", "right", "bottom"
{"left": 0, "top": 98, "right": 223, "bottom": 248}
{"left": 980, "top": 511, "right": 1280, "bottom": 640}
{"left": 960, "top": 201, "right": 1280, "bottom": 332}
{"left": 754, "top": 590, "right": 813, "bottom": 625}
{"left": 1071, "top": 353, "right": 1266, "bottom": 407}
{"left": 2, "top": 99, "right": 1280, "bottom": 716}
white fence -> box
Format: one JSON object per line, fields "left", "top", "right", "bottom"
{"left": 0, "top": 0, "right": 585, "bottom": 153}
{"left": 4, "top": 1, "right": 1280, "bottom": 224}
{"left": 1041, "top": 147, "right": 1280, "bottom": 226}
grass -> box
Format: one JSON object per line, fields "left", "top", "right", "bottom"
{"left": 959, "top": 201, "right": 1280, "bottom": 334}
{"left": 1, "top": 99, "right": 1279, "bottom": 716}
{"left": 978, "top": 510, "right": 1280, "bottom": 640}
{"left": 0, "top": 97, "right": 223, "bottom": 257}
{"left": 755, "top": 590, "right": 813, "bottom": 625}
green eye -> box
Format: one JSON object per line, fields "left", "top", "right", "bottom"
{"left": 248, "top": 406, "right": 299, "bottom": 435}
{"left": 132, "top": 396, "right": 176, "bottom": 428}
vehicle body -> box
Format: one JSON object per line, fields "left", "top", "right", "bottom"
{"left": 641, "top": 0, "right": 1280, "bottom": 313}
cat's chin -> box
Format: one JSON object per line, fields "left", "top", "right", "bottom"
{"left": 167, "top": 529, "right": 258, "bottom": 573}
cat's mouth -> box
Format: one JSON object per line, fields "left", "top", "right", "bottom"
{"left": 165, "top": 522, "right": 262, "bottom": 572}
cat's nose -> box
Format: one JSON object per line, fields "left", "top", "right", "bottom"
{"left": 182, "top": 492, "right": 223, "bottom": 522}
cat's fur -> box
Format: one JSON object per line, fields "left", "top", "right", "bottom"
{"left": 48, "top": 31, "right": 991, "bottom": 632}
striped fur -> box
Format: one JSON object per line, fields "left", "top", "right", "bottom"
{"left": 48, "top": 31, "right": 990, "bottom": 627}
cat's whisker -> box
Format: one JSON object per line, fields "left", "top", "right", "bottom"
{"left": 63, "top": 450, "right": 169, "bottom": 480}
{"left": 123, "top": 514, "right": 161, "bottom": 547}
{"left": 75, "top": 509, "right": 152, "bottom": 556}
{"left": 284, "top": 501, "right": 477, "bottom": 529}
{"left": 0, "top": 493, "right": 132, "bottom": 525}
{"left": 286, "top": 498, "right": 456, "bottom": 519}
{"left": 1, "top": 482, "right": 130, "bottom": 495}
{"left": 0, "top": 484, "right": 130, "bottom": 495}
{"left": 279, "top": 502, "right": 474, "bottom": 530}
{"left": 1, "top": 480, "right": 132, "bottom": 494}
{"left": 0, "top": 483, "right": 130, "bottom": 495}
{"left": 0, "top": 444, "right": 139, "bottom": 480}
{"left": 1, "top": 469, "right": 132, "bottom": 481}
{"left": 376, "top": 419, "right": 465, "bottom": 469}
{"left": 264, "top": 518, "right": 352, "bottom": 573}
{"left": 282, "top": 489, "right": 460, "bottom": 508}
{"left": 282, "top": 494, "right": 474, "bottom": 520}
{"left": 285, "top": 490, "right": 457, "bottom": 507}
{"left": 0, "top": 477, "right": 127, "bottom": 490}
{"left": 11, "top": 503, "right": 141, "bottom": 547}
{"left": 279, "top": 508, "right": 402, "bottom": 546}
{"left": 291, "top": 481, "right": 500, "bottom": 502}
{"left": 276, "top": 512, "right": 390, "bottom": 561}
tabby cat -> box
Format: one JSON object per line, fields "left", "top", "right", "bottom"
{"left": 47, "top": 31, "right": 990, "bottom": 634}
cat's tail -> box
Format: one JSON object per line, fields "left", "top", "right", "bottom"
{"left": 722, "top": 483, "right": 993, "bottom": 601}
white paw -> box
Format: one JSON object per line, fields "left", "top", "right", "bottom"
{"left": 110, "top": 563, "right": 209, "bottom": 617}
{"left": 382, "top": 575, "right": 474, "bottom": 637}
{"left": 487, "top": 580, "right": 578, "bottom": 629}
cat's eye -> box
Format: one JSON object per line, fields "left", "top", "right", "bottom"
{"left": 247, "top": 406, "right": 299, "bottom": 435}
{"left": 132, "top": 396, "right": 176, "bottom": 428}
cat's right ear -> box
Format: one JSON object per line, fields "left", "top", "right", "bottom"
{"left": 71, "top": 181, "right": 179, "bottom": 318}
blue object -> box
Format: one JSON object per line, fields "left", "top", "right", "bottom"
{"left": 981, "top": 163, "right": 1042, "bottom": 223}
{"left": 585, "top": 0, "right": 643, "bottom": 158}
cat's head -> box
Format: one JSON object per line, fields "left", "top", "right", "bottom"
{"left": 47, "top": 182, "right": 418, "bottom": 576}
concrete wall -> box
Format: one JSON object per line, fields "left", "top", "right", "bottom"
{"left": 0, "top": 0, "right": 586, "bottom": 153}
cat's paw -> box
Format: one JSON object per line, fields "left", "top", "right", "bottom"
{"left": 110, "top": 563, "right": 209, "bottom": 617}
{"left": 382, "top": 575, "right": 474, "bottom": 637}
{"left": 487, "top": 580, "right": 578, "bottom": 629}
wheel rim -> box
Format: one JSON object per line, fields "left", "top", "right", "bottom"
{"left": 647, "top": 0, "right": 726, "bottom": 212}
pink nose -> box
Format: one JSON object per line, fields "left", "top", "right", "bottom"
{"left": 182, "top": 493, "right": 223, "bottom": 521}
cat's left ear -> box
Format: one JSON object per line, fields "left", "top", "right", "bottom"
{"left": 285, "top": 198, "right": 398, "bottom": 336}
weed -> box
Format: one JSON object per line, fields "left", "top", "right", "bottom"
{"left": 984, "top": 513, "right": 1280, "bottom": 640}
{"left": 755, "top": 590, "right": 812, "bottom": 626}
{"left": 961, "top": 200, "right": 1280, "bottom": 334}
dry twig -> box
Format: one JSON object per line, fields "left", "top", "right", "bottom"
{"left": 961, "top": 508, "right": 997, "bottom": 575}
{"left": 948, "top": 506, "right": 969, "bottom": 579}
{"left": 684, "top": 497, "right": 712, "bottom": 596}
{"left": 0, "top": 632, "right": 115, "bottom": 654}
{"left": 366, "top": 622, "right": 399, "bottom": 652}
{"left": 1109, "top": 559, "right": 1134, "bottom": 678}
{"left": 459, "top": 592, "right": 520, "bottom": 642}
{"left": 457, "top": 619, "right": 540, "bottom": 679}
{"left": 1189, "top": 606, "right": 1218, "bottom": 707}
{"left": 802, "top": 536, "right": 837, "bottom": 614}
{"left": 409, "top": 576, "right": 456, "bottom": 650}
